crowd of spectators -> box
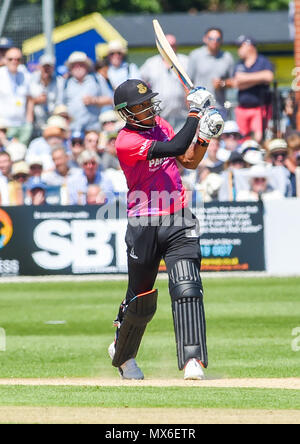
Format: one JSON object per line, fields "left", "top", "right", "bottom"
{"left": 0, "top": 31, "right": 299, "bottom": 208}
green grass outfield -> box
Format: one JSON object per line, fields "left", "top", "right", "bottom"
{"left": 0, "top": 277, "right": 299, "bottom": 412}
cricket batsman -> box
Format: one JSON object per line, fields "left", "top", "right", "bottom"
{"left": 108, "top": 79, "right": 224, "bottom": 380}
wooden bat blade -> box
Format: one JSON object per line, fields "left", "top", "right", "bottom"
{"left": 153, "top": 19, "right": 194, "bottom": 92}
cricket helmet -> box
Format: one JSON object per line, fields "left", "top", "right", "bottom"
{"left": 114, "top": 79, "right": 161, "bottom": 128}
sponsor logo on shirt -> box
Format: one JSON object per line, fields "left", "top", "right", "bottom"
{"left": 139, "top": 140, "right": 150, "bottom": 156}
{"left": 149, "top": 157, "right": 169, "bottom": 171}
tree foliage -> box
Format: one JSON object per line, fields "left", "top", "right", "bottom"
{"left": 26, "top": 0, "right": 291, "bottom": 25}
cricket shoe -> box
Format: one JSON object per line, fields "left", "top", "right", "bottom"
{"left": 184, "top": 358, "right": 205, "bottom": 380}
{"left": 108, "top": 342, "right": 144, "bottom": 380}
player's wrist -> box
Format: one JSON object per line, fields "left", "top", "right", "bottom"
{"left": 188, "top": 108, "right": 201, "bottom": 119}
{"left": 197, "top": 137, "right": 209, "bottom": 147}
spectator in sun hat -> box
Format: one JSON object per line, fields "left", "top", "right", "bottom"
{"left": 240, "top": 139, "right": 265, "bottom": 167}
{"left": 267, "top": 138, "right": 288, "bottom": 167}
{"left": 107, "top": 40, "right": 141, "bottom": 90}
{"left": 5, "top": 141, "right": 27, "bottom": 164}
{"left": 98, "top": 109, "right": 123, "bottom": 155}
{"left": 221, "top": 120, "right": 242, "bottom": 150}
{"left": 237, "top": 164, "right": 284, "bottom": 202}
{"left": 265, "top": 138, "right": 293, "bottom": 197}
{"left": 28, "top": 156, "right": 43, "bottom": 179}
{"left": 62, "top": 51, "right": 113, "bottom": 133}
{"left": 228, "top": 35, "right": 274, "bottom": 143}
{"left": 218, "top": 120, "right": 242, "bottom": 163}
{"left": 9, "top": 160, "right": 30, "bottom": 205}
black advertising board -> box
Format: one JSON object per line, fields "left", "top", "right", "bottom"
{"left": 0, "top": 204, "right": 128, "bottom": 276}
{"left": 197, "top": 201, "right": 265, "bottom": 272}
{"left": 0, "top": 202, "right": 265, "bottom": 276}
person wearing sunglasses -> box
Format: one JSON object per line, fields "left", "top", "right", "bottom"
{"left": 187, "top": 28, "right": 235, "bottom": 118}
{"left": 0, "top": 47, "right": 34, "bottom": 145}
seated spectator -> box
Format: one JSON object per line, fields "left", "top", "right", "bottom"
{"left": 98, "top": 110, "right": 123, "bottom": 155}
{"left": 0, "top": 37, "right": 13, "bottom": 68}
{"left": 69, "top": 132, "right": 85, "bottom": 168}
{"left": 62, "top": 51, "right": 113, "bottom": 132}
{"left": 220, "top": 120, "right": 242, "bottom": 152}
{"left": 286, "top": 132, "right": 300, "bottom": 197}
{"left": 86, "top": 184, "right": 107, "bottom": 205}
{"left": 101, "top": 132, "right": 120, "bottom": 170}
{"left": 107, "top": 40, "right": 141, "bottom": 90}
{"left": 52, "top": 104, "right": 72, "bottom": 127}
{"left": 9, "top": 161, "right": 30, "bottom": 205}
{"left": 67, "top": 150, "right": 115, "bottom": 205}
{"left": 0, "top": 47, "right": 34, "bottom": 145}
{"left": 218, "top": 151, "right": 249, "bottom": 201}
{"left": 0, "top": 150, "right": 12, "bottom": 205}
{"left": 0, "top": 151, "right": 12, "bottom": 181}
{"left": 26, "top": 123, "right": 67, "bottom": 171}
{"left": 26, "top": 177, "right": 48, "bottom": 206}
{"left": 195, "top": 172, "right": 223, "bottom": 203}
{"left": 42, "top": 146, "right": 81, "bottom": 187}
{"left": 99, "top": 109, "right": 123, "bottom": 133}
{"left": 237, "top": 164, "right": 284, "bottom": 201}
{"left": 0, "top": 174, "right": 8, "bottom": 205}
{"left": 0, "top": 118, "right": 9, "bottom": 150}
{"left": 266, "top": 138, "right": 292, "bottom": 197}
{"left": 28, "top": 157, "right": 43, "bottom": 178}
{"left": 84, "top": 130, "right": 99, "bottom": 152}
{"left": 240, "top": 139, "right": 265, "bottom": 167}
{"left": 282, "top": 90, "right": 297, "bottom": 135}
{"left": 200, "top": 138, "right": 224, "bottom": 174}
{"left": 29, "top": 54, "right": 63, "bottom": 137}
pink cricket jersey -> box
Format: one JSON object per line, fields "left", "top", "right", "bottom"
{"left": 116, "top": 116, "right": 188, "bottom": 217}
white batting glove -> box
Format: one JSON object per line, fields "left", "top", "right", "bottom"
{"left": 187, "top": 87, "right": 216, "bottom": 114}
{"left": 198, "top": 107, "right": 224, "bottom": 144}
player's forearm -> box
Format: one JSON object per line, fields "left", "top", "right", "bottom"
{"left": 177, "top": 141, "right": 208, "bottom": 170}
{"left": 148, "top": 115, "right": 199, "bottom": 160}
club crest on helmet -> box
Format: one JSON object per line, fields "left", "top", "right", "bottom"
{"left": 137, "top": 83, "right": 148, "bottom": 94}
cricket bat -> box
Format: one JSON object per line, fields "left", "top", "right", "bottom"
{"left": 153, "top": 19, "right": 194, "bottom": 93}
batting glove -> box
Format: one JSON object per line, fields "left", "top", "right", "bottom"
{"left": 187, "top": 87, "right": 216, "bottom": 116}
{"left": 198, "top": 107, "right": 224, "bottom": 144}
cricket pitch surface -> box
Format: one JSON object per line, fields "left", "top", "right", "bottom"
{"left": 0, "top": 378, "right": 299, "bottom": 424}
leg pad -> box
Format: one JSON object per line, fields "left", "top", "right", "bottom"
{"left": 112, "top": 289, "right": 158, "bottom": 368}
{"left": 169, "top": 260, "right": 208, "bottom": 370}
